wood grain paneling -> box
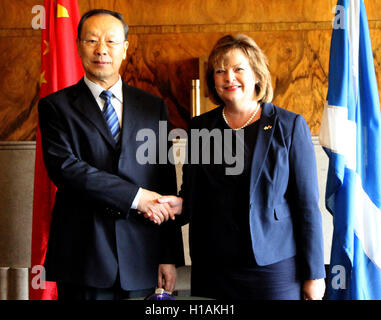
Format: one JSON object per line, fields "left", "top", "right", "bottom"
{"left": 1, "top": 0, "right": 379, "bottom": 29}
{"left": 121, "top": 34, "right": 199, "bottom": 130}
{"left": 78, "top": 0, "right": 381, "bottom": 25}
{"left": 1, "top": 0, "right": 381, "bottom": 140}
{"left": 0, "top": 37, "right": 41, "bottom": 140}
{"left": 0, "top": 0, "right": 43, "bottom": 28}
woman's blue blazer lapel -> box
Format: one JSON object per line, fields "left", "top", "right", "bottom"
{"left": 249, "top": 102, "right": 278, "bottom": 200}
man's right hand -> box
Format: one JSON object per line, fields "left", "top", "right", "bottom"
{"left": 137, "top": 189, "right": 176, "bottom": 224}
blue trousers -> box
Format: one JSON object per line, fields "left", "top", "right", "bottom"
{"left": 56, "top": 276, "right": 154, "bottom": 300}
{"left": 191, "top": 256, "right": 302, "bottom": 300}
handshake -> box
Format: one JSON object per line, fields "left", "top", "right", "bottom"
{"left": 137, "top": 189, "right": 183, "bottom": 225}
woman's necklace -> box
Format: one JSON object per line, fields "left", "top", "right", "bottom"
{"left": 222, "top": 103, "right": 260, "bottom": 130}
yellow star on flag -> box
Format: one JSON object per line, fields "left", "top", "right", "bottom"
{"left": 57, "top": 4, "right": 70, "bottom": 18}
{"left": 43, "top": 40, "right": 49, "bottom": 55}
{"left": 40, "top": 71, "right": 47, "bottom": 86}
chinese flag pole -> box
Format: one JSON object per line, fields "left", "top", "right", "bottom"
{"left": 30, "top": 0, "right": 83, "bottom": 300}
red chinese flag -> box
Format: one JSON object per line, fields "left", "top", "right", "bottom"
{"left": 30, "top": 0, "right": 83, "bottom": 300}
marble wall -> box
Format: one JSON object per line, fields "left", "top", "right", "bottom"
{"left": 1, "top": 0, "right": 381, "bottom": 140}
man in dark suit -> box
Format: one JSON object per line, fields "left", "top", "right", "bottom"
{"left": 38, "top": 9, "right": 184, "bottom": 300}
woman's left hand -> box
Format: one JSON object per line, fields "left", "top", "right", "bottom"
{"left": 302, "top": 279, "right": 326, "bottom": 300}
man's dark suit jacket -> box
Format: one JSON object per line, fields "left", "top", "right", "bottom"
{"left": 181, "top": 103, "right": 325, "bottom": 280}
{"left": 38, "top": 78, "right": 184, "bottom": 290}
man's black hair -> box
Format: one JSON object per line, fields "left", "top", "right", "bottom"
{"left": 77, "top": 9, "right": 129, "bottom": 40}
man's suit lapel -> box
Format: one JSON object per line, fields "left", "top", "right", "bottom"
{"left": 249, "top": 103, "right": 278, "bottom": 199}
{"left": 119, "top": 83, "right": 140, "bottom": 150}
{"left": 71, "top": 78, "right": 117, "bottom": 149}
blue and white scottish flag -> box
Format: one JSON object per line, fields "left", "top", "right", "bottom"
{"left": 320, "top": 0, "right": 381, "bottom": 299}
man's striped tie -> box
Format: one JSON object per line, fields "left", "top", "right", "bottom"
{"left": 100, "top": 90, "right": 120, "bottom": 143}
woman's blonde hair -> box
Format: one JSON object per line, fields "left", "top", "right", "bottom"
{"left": 206, "top": 34, "right": 273, "bottom": 106}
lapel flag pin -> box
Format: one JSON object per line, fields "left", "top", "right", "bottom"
{"left": 264, "top": 125, "right": 272, "bottom": 130}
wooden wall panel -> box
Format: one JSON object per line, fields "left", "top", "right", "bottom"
{"left": 0, "top": 0, "right": 381, "bottom": 140}
{"left": 0, "top": 37, "right": 41, "bottom": 140}
{"left": 121, "top": 29, "right": 333, "bottom": 135}
{"left": 79, "top": 0, "right": 381, "bottom": 25}
{"left": 0, "top": 0, "right": 43, "bottom": 29}
{"left": 5, "top": 0, "right": 379, "bottom": 30}
{"left": 370, "top": 28, "right": 381, "bottom": 95}
{"left": 121, "top": 34, "right": 200, "bottom": 130}
{"left": 258, "top": 30, "right": 332, "bottom": 135}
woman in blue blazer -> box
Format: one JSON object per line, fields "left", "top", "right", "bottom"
{"left": 155, "top": 34, "right": 326, "bottom": 300}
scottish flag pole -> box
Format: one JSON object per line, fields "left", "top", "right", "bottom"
{"left": 319, "top": 0, "right": 381, "bottom": 299}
